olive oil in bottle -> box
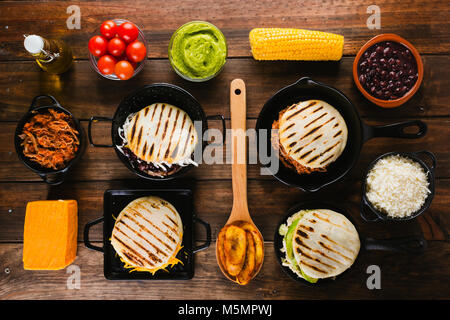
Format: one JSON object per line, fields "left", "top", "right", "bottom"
{"left": 24, "top": 35, "right": 73, "bottom": 74}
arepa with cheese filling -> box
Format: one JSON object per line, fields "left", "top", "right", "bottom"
{"left": 111, "top": 196, "right": 184, "bottom": 274}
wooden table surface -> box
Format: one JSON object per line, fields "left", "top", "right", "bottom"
{"left": 0, "top": 0, "right": 449, "bottom": 300}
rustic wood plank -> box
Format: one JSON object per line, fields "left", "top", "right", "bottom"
{"left": 0, "top": 179, "right": 447, "bottom": 243}
{"left": 1, "top": 118, "right": 448, "bottom": 182}
{"left": 418, "top": 214, "right": 446, "bottom": 241}
{"left": 0, "top": 56, "right": 449, "bottom": 121}
{"left": 0, "top": 0, "right": 448, "bottom": 301}
{"left": 0, "top": 0, "right": 449, "bottom": 61}
{"left": 0, "top": 241, "right": 449, "bottom": 300}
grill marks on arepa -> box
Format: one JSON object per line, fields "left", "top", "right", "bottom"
{"left": 292, "top": 209, "right": 360, "bottom": 279}
{"left": 110, "top": 196, "right": 183, "bottom": 271}
{"left": 278, "top": 100, "right": 348, "bottom": 171}
{"left": 125, "top": 103, "right": 198, "bottom": 164}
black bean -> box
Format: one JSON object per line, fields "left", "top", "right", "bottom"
{"left": 359, "top": 74, "right": 366, "bottom": 85}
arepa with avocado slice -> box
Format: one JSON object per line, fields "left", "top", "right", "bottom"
{"left": 279, "top": 210, "right": 317, "bottom": 283}
{"left": 292, "top": 209, "right": 360, "bottom": 279}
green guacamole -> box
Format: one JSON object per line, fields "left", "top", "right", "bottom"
{"left": 169, "top": 21, "right": 227, "bottom": 80}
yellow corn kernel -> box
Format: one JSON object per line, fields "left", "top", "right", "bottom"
{"left": 249, "top": 28, "right": 344, "bottom": 61}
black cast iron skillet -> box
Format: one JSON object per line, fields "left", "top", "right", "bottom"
{"left": 256, "top": 77, "right": 427, "bottom": 192}
{"left": 84, "top": 189, "right": 211, "bottom": 280}
{"left": 361, "top": 150, "right": 436, "bottom": 222}
{"left": 274, "top": 201, "right": 427, "bottom": 286}
{"left": 14, "top": 95, "right": 85, "bottom": 185}
{"left": 88, "top": 83, "right": 225, "bottom": 181}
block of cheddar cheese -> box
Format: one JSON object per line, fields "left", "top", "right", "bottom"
{"left": 23, "top": 200, "right": 78, "bottom": 270}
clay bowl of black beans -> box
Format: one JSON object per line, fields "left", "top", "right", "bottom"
{"left": 353, "top": 34, "right": 423, "bottom": 108}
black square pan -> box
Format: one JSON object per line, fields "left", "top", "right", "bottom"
{"left": 84, "top": 189, "right": 211, "bottom": 280}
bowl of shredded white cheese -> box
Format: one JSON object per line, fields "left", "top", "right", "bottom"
{"left": 361, "top": 151, "right": 436, "bottom": 221}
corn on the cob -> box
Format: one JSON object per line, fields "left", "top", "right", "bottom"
{"left": 249, "top": 28, "right": 344, "bottom": 61}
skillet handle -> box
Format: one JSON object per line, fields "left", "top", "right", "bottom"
{"left": 364, "top": 120, "right": 427, "bottom": 141}
{"left": 88, "top": 116, "right": 114, "bottom": 147}
{"left": 412, "top": 150, "right": 436, "bottom": 172}
{"left": 38, "top": 169, "right": 69, "bottom": 186}
{"left": 30, "top": 94, "right": 62, "bottom": 111}
{"left": 84, "top": 217, "right": 104, "bottom": 252}
{"left": 206, "top": 115, "right": 226, "bottom": 146}
{"left": 365, "top": 236, "right": 427, "bottom": 254}
{"left": 360, "top": 198, "right": 380, "bottom": 222}
{"left": 294, "top": 77, "right": 313, "bottom": 86}
{"left": 193, "top": 217, "right": 211, "bottom": 253}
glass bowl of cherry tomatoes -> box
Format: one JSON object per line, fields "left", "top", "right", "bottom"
{"left": 88, "top": 19, "right": 148, "bottom": 80}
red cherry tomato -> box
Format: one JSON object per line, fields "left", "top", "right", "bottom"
{"left": 114, "top": 60, "right": 134, "bottom": 80}
{"left": 107, "top": 37, "right": 126, "bottom": 57}
{"left": 126, "top": 41, "right": 147, "bottom": 62}
{"left": 100, "top": 20, "right": 118, "bottom": 39}
{"left": 88, "top": 35, "right": 108, "bottom": 57}
{"left": 97, "top": 55, "right": 117, "bottom": 75}
{"left": 117, "top": 22, "right": 139, "bottom": 43}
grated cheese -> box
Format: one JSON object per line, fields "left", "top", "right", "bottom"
{"left": 365, "top": 155, "right": 430, "bottom": 218}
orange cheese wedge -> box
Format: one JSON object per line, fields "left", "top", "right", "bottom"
{"left": 23, "top": 200, "right": 78, "bottom": 270}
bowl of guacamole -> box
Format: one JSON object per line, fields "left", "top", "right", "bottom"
{"left": 168, "top": 21, "right": 227, "bottom": 82}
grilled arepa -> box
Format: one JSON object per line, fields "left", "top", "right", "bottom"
{"left": 273, "top": 100, "right": 348, "bottom": 174}
{"left": 292, "top": 209, "right": 360, "bottom": 279}
{"left": 123, "top": 103, "right": 198, "bottom": 165}
{"left": 111, "top": 196, "right": 183, "bottom": 274}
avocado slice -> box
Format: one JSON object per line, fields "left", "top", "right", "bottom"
{"left": 284, "top": 218, "right": 318, "bottom": 284}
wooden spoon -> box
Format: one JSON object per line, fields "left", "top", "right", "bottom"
{"left": 215, "top": 79, "right": 264, "bottom": 283}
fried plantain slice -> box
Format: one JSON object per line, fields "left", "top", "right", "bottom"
{"left": 236, "top": 221, "right": 264, "bottom": 274}
{"left": 237, "top": 231, "right": 256, "bottom": 285}
{"left": 217, "top": 225, "right": 228, "bottom": 271}
{"left": 224, "top": 225, "right": 247, "bottom": 265}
